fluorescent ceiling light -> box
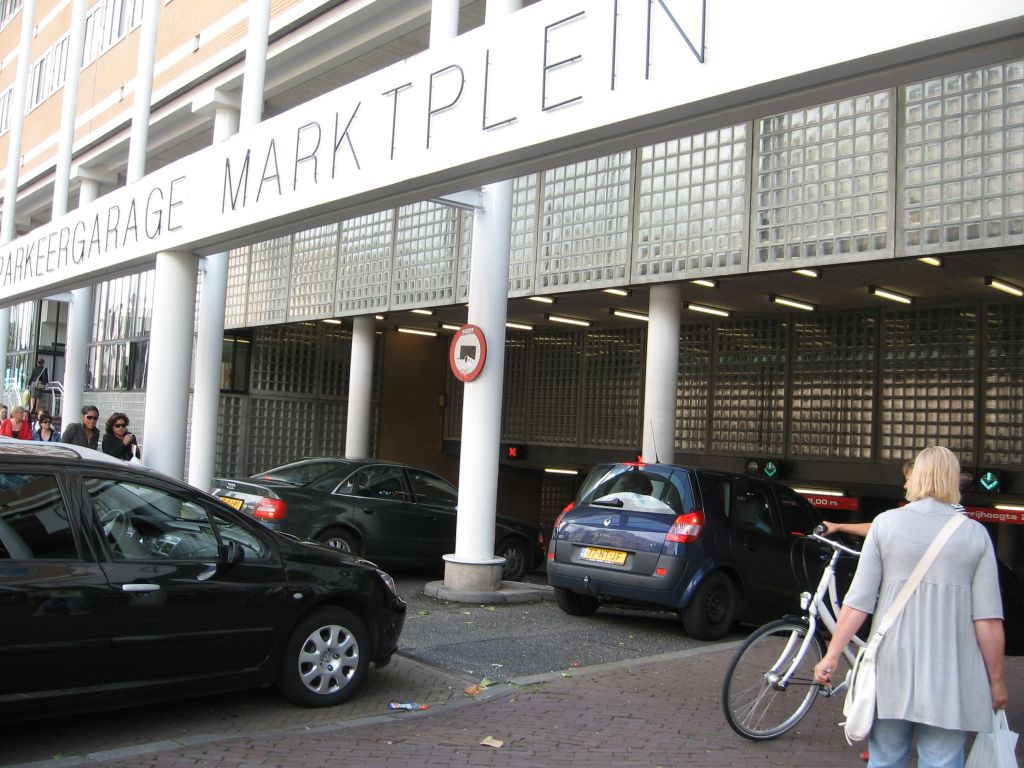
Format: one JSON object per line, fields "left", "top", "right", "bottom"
{"left": 985, "top": 276, "right": 1023, "bottom": 297}
{"left": 603, "top": 288, "right": 630, "bottom": 297}
{"left": 610, "top": 308, "right": 649, "bottom": 322}
{"left": 547, "top": 313, "right": 591, "bottom": 327}
{"left": 506, "top": 321, "right": 534, "bottom": 331}
{"left": 917, "top": 256, "right": 943, "bottom": 267}
{"left": 322, "top": 318, "right": 342, "bottom": 325}
{"left": 791, "top": 487, "right": 845, "bottom": 497}
{"left": 375, "top": 315, "right": 386, "bottom": 321}
{"left": 869, "top": 286, "right": 913, "bottom": 304}
{"left": 528, "top": 295, "right": 555, "bottom": 304}
{"left": 685, "top": 302, "right": 730, "bottom": 318}
{"left": 440, "top": 323, "right": 462, "bottom": 332}
{"left": 769, "top": 294, "right": 815, "bottom": 311}
{"left": 410, "top": 308, "right": 434, "bottom": 316}
{"left": 397, "top": 327, "right": 438, "bottom": 337}
{"left": 690, "top": 278, "right": 717, "bottom": 288}
{"left": 994, "top": 504, "right": 1024, "bottom": 512}
{"left": 544, "top": 467, "right": 579, "bottom": 475}
{"left": 794, "top": 268, "right": 820, "bottom": 278}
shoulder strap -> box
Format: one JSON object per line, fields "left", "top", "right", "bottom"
{"left": 873, "top": 513, "right": 966, "bottom": 641}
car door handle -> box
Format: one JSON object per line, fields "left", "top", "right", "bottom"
{"left": 197, "top": 564, "right": 218, "bottom": 581}
{"left": 361, "top": 507, "right": 374, "bottom": 515}
{"left": 122, "top": 583, "right": 160, "bottom": 593}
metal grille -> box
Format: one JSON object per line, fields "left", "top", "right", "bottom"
{"left": 983, "top": 302, "right": 1024, "bottom": 466}
{"left": 880, "top": 306, "right": 977, "bottom": 463}
{"left": 901, "top": 60, "right": 1024, "bottom": 253}
{"left": 392, "top": 201, "right": 458, "bottom": 309}
{"left": 246, "top": 236, "right": 291, "bottom": 325}
{"left": 538, "top": 152, "right": 632, "bottom": 290}
{"left": 289, "top": 225, "right": 339, "bottom": 320}
{"left": 711, "top": 319, "right": 787, "bottom": 455}
{"left": 676, "top": 323, "right": 712, "bottom": 452}
{"left": 580, "top": 328, "right": 644, "bottom": 447}
{"left": 250, "top": 324, "right": 320, "bottom": 395}
{"left": 336, "top": 210, "right": 393, "bottom": 315}
{"left": 247, "top": 396, "right": 316, "bottom": 473}
{"left": 224, "top": 246, "right": 250, "bottom": 329}
{"left": 790, "top": 313, "right": 876, "bottom": 459}
{"left": 635, "top": 125, "right": 749, "bottom": 281}
{"left": 501, "top": 333, "right": 531, "bottom": 442}
{"left": 526, "top": 331, "right": 582, "bottom": 445}
{"left": 214, "top": 394, "right": 247, "bottom": 477}
{"left": 509, "top": 174, "right": 540, "bottom": 296}
{"left": 754, "top": 90, "right": 894, "bottom": 267}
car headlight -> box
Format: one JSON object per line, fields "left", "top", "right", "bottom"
{"left": 377, "top": 569, "right": 398, "bottom": 596}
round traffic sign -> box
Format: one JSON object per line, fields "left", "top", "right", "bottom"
{"left": 449, "top": 324, "right": 487, "bottom": 382}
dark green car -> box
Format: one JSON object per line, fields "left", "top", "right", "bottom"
{"left": 212, "top": 458, "right": 545, "bottom": 581}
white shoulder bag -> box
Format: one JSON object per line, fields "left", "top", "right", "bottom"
{"left": 842, "top": 513, "right": 966, "bottom": 744}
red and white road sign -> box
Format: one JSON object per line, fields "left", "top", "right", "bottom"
{"left": 449, "top": 324, "right": 487, "bottom": 382}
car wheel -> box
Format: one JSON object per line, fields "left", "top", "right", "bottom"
{"left": 497, "top": 538, "right": 530, "bottom": 581}
{"left": 277, "top": 607, "right": 369, "bottom": 707}
{"left": 554, "top": 586, "right": 600, "bottom": 616}
{"left": 681, "top": 571, "right": 737, "bottom": 640}
{"left": 316, "top": 527, "right": 358, "bottom": 555}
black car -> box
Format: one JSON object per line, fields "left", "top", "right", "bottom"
{"left": 547, "top": 462, "right": 825, "bottom": 640}
{"left": 0, "top": 440, "right": 405, "bottom": 718}
{"left": 212, "top": 458, "right": 546, "bottom": 581}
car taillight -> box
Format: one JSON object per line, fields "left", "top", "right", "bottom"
{"left": 254, "top": 497, "right": 287, "bottom": 520}
{"left": 552, "top": 501, "right": 575, "bottom": 532}
{"left": 665, "top": 509, "right": 704, "bottom": 544}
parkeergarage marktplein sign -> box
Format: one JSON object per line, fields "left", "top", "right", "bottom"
{"left": 1, "top": 0, "right": 1018, "bottom": 304}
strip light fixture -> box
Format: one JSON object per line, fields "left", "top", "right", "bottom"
{"left": 410, "top": 308, "right": 434, "bottom": 316}
{"left": 791, "top": 487, "right": 845, "bottom": 497}
{"left": 793, "top": 268, "right": 820, "bottom": 278}
{"left": 985, "top": 276, "right": 1023, "bottom": 297}
{"left": 397, "top": 327, "right": 438, "bottom": 337}
{"left": 547, "top": 313, "right": 591, "bottom": 327}
{"left": 322, "top": 318, "right": 342, "bottom": 325}
{"left": 528, "top": 295, "right": 555, "bottom": 304}
{"left": 506, "top": 321, "right": 534, "bottom": 331}
{"left": 869, "top": 286, "right": 913, "bottom": 304}
{"left": 685, "top": 302, "right": 730, "bottom": 318}
{"left": 544, "top": 467, "right": 579, "bottom": 475}
{"left": 610, "top": 308, "right": 649, "bottom": 322}
{"left": 917, "top": 256, "right": 943, "bottom": 267}
{"left": 603, "top": 288, "right": 631, "bottom": 297}
{"left": 994, "top": 504, "right": 1024, "bottom": 512}
{"left": 374, "top": 314, "right": 386, "bottom": 321}
{"left": 440, "top": 323, "right": 462, "bottom": 332}
{"left": 690, "top": 278, "right": 717, "bottom": 288}
{"left": 769, "top": 294, "right": 815, "bottom": 311}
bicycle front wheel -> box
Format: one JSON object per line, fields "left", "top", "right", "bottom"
{"left": 722, "top": 618, "right": 824, "bottom": 740}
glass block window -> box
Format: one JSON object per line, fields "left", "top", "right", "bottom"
{"left": 246, "top": 236, "right": 291, "bottom": 326}
{"left": 250, "top": 324, "right": 320, "bottom": 395}
{"left": 392, "top": 202, "right": 458, "bottom": 309}
{"left": 501, "top": 333, "right": 531, "bottom": 443}
{"left": 754, "top": 90, "right": 894, "bottom": 267}
{"left": 538, "top": 152, "right": 632, "bottom": 290}
{"left": 526, "top": 331, "right": 582, "bottom": 445}
{"left": 289, "top": 225, "right": 339, "bottom": 320}
{"left": 635, "top": 125, "right": 749, "bottom": 281}
{"left": 443, "top": 367, "right": 463, "bottom": 441}
{"left": 224, "top": 246, "right": 250, "bottom": 329}
{"left": 711, "top": 319, "right": 787, "bottom": 455}
{"left": 509, "top": 174, "right": 540, "bottom": 296}
{"left": 320, "top": 324, "right": 353, "bottom": 396}
{"left": 790, "top": 313, "right": 876, "bottom": 459}
{"left": 539, "top": 472, "right": 578, "bottom": 537}
{"left": 456, "top": 208, "right": 474, "bottom": 302}
{"left": 901, "top": 60, "right": 1024, "bottom": 253}
{"left": 319, "top": 399, "right": 348, "bottom": 458}
{"left": 247, "top": 396, "right": 315, "bottom": 473}
{"left": 676, "top": 323, "right": 712, "bottom": 452}
{"left": 879, "top": 307, "right": 976, "bottom": 463}
{"left": 214, "top": 394, "right": 247, "bottom": 477}
{"left": 336, "top": 210, "right": 393, "bottom": 316}
{"left": 580, "top": 329, "right": 644, "bottom": 447}
{"left": 983, "top": 302, "right": 1024, "bottom": 466}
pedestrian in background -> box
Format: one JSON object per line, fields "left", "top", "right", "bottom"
{"left": 32, "top": 410, "right": 59, "bottom": 442}
{"left": 813, "top": 446, "right": 1006, "bottom": 768}
{"left": 0, "top": 406, "right": 31, "bottom": 439}
{"left": 101, "top": 412, "right": 140, "bottom": 461}
{"left": 0, "top": 404, "right": 8, "bottom": 422}
{"left": 61, "top": 405, "right": 100, "bottom": 450}
{"left": 27, "top": 358, "right": 48, "bottom": 419}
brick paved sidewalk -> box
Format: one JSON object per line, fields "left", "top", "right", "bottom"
{"left": 33, "top": 646, "right": 1022, "bottom": 768}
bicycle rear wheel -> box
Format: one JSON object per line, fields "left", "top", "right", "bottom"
{"left": 722, "top": 618, "right": 824, "bottom": 740}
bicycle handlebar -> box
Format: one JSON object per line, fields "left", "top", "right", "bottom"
{"left": 807, "top": 530, "right": 862, "bottom": 557}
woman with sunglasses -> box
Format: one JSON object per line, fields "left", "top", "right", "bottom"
{"left": 31, "top": 410, "right": 59, "bottom": 442}
{"left": 61, "top": 405, "right": 100, "bottom": 450}
{"left": 101, "top": 412, "right": 140, "bottom": 462}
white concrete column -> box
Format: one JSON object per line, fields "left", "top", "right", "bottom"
{"left": 345, "top": 315, "right": 376, "bottom": 458}
{"left": 429, "top": 0, "right": 459, "bottom": 47}
{"left": 62, "top": 178, "right": 102, "bottom": 424}
{"left": 240, "top": 0, "right": 270, "bottom": 131}
{"left": 52, "top": 0, "right": 88, "bottom": 218}
{"left": 126, "top": 0, "right": 160, "bottom": 183}
{"left": 642, "top": 283, "right": 681, "bottom": 464}
{"left": 188, "top": 104, "right": 240, "bottom": 490}
{"left": 142, "top": 251, "right": 198, "bottom": 479}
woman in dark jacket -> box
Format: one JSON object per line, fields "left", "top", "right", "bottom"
{"left": 101, "top": 412, "right": 140, "bottom": 461}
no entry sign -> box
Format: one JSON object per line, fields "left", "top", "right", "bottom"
{"left": 449, "top": 324, "right": 487, "bottom": 382}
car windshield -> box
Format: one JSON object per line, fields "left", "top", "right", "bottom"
{"left": 251, "top": 460, "right": 351, "bottom": 485}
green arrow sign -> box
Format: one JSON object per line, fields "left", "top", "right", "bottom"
{"left": 763, "top": 460, "right": 779, "bottom": 479}
{"left": 979, "top": 472, "right": 1001, "bottom": 492}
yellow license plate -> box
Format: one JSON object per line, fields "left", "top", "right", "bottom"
{"left": 219, "top": 496, "right": 244, "bottom": 510}
{"left": 580, "top": 546, "right": 627, "bottom": 565}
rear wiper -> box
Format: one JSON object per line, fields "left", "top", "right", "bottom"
{"left": 592, "top": 498, "right": 624, "bottom": 507}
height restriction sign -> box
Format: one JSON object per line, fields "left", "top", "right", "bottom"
{"left": 449, "top": 324, "right": 487, "bottom": 382}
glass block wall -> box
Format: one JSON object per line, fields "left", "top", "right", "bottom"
{"left": 635, "top": 125, "right": 749, "bottom": 281}
{"left": 985, "top": 302, "right": 1024, "bottom": 465}
{"left": 580, "top": 328, "right": 644, "bottom": 447}
{"left": 246, "top": 235, "right": 292, "bottom": 326}
{"left": 676, "top": 323, "right": 712, "bottom": 452}
{"left": 508, "top": 174, "right": 540, "bottom": 296}
{"left": 391, "top": 201, "right": 459, "bottom": 309}
{"left": 336, "top": 210, "right": 393, "bottom": 316}
{"left": 527, "top": 332, "right": 582, "bottom": 445}
{"left": 289, "top": 224, "right": 339, "bottom": 320}
{"left": 225, "top": 245, "right": 250, "bottom": 328}
{"left": 901, "top": 61, "right": 1024, "bottom": 253}
{"left": 500, "top": 332, "right": 531, "bottom": 442}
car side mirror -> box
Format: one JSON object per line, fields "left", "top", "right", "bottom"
{"left": 222, "top": 538, "right": 245, "bottom": 565}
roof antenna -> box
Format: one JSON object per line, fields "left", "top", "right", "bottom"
{"left": 649, "top": 419, "right": 661, "bottom": 464}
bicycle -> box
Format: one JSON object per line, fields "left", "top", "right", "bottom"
{"left": 721, "top": 525, "right": 864, "bottom": 740}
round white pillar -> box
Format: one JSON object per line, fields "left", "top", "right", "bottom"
{"left": 142, "top": 251, "right": 198, "bottom": 479}
{"left": 642, "top": 283, "right": 681, "bottom": 464}
{"left": 345, "top": 315, "right": 376, "bottom": 458}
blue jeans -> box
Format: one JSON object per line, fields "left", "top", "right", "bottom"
{"left": 868, "top": 719, "right": 967, "bottom": 768}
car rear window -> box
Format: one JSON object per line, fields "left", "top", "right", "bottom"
{"left": 252, "top": 461, "right": 349, "bottom": 485}
{"left": 580, "top": 466, "right": 694, "bottom": 516}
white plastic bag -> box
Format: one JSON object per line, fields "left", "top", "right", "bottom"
{"left": 966, "top": 710, "right": 1019, "bottom": 768}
